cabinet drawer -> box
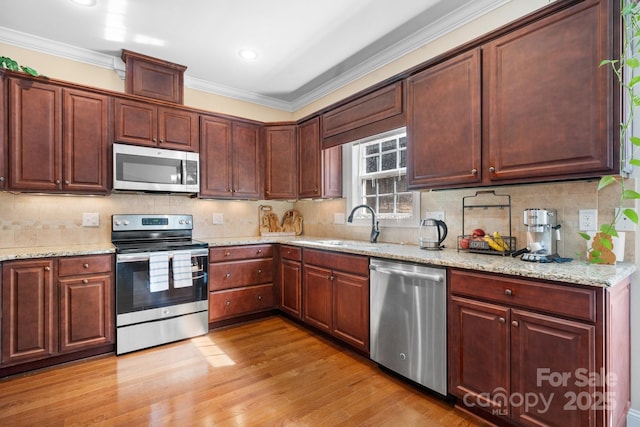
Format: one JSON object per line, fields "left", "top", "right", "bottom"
{"left": 209, "top": 245, "right": 273, "bottom": 262}
{"left": 209, "top": 259, "right": 273, "bottom": 291}
{"left": 209, "top": 284, "right": 274, "bottom": 320}
{"left": 450, "top": 269, "right": 596, "bottom": 322}
{"left": 280, "top": 245, "right": 302, "bottom": 261}
{"left": 304, "top": 249, "right": 369, "bottom": 276}
{"left": 58, "top": 254, "right": 113, "bottom": 277}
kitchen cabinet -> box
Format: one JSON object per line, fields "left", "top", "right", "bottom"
{"left": 200, "top": 115, "right": 263, "bottom": 199}
{"left": 448, "top": 268, "right": 629, "bottom": 427}
{"left": 407, "top": 0, "right": 617, "bottom": 189}
{"left": 1, "top": 255, "right": 114, "bottom": 370}
{"left": 302, "top": 249, "right": 369, "bottom": 352}
{"left": 208, "top": 245, "right": 275, "bottom": 323}
{"left": 322, "top": 145, "right": 342, "bottom": 198}
{"left": 407, "top": 49, "right": 481, "bottom": 188}
{"left": 297, "top": 117, "right": 342, "bottom": 199}
{"left": 265, "top": 124, "right": 297, "bottom": 199}
{"left": 7, "top": 78, "right": 111, "bottom": 194}
{"left": 279, "top": 245, "right": 302, "bottom": 319}
{"left": 114, "top": 97, "right": 198, "bottom": 151}
{"left": 0, "top": 74, "right": 6, "bottom": 190}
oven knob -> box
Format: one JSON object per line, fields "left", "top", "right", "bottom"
{"left": 185, "top": 219, "right": 191, "bottom": 225}
{"left": 114, "top": 220, "right": 121, "bottom": 226}
{"left": 179, "top": 219, "right": 185, "bottom": 224}
{"left": 123, "top": 220, "right": 129, "bottom": 226}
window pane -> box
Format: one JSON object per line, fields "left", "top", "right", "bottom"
{"left": 378, "top": 195, "right": 394, "bottom": 213}
{"left": 366, "top": 156, "right": 378, "bottom": 173}
{"left": 381, "top": 140, "right": 396, "bottom": 152}
{"left": 399, "top": 136, "right": 406, "bottom": 148}
{"left": 381, "top": 152, "right": 396, "bottom": 171}
{"left": 366, "top": 144, "right": 379, "bottom": 155}
{"left": 397, "top": 175, "right": 407, "bottom": 192}
{"left": 363, "top": 197, "right": 376, "bottom": 213}
{"left": 364, "top": 179, "right": 376, "bottom": 196}
{"left": 400, "top": 149, "right": 407, "bottom": 168}
{"left": 397, "top": 194, "right": 413, "bottom": 214}
{"left": 378, "top": 177, "right": 395, "bottom": 194}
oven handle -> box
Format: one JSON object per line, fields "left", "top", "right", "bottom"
{"left": 117, "top": 248, "right": 209, "bottom": 263}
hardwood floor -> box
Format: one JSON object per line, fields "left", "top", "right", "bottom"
{"left": 0, "top": 316, "right": 487, "bottom": 426}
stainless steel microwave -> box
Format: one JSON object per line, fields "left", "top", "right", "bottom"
{"left": 113, "top": 143, "right": 200, "bottom": 193}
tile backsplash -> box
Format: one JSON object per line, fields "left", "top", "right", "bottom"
{"left": 0, "top": 178, "right": 634, "bottom": 263}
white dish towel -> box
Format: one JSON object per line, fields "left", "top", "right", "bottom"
{"left": 149, "top": 252, "right": 169, "bottom": 292}
{"left": 172, "top": 250, "right": 193, "bottom": 288}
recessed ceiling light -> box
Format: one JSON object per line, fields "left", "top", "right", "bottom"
{"left": 238, "top": 49, "right": 258, "bottom": 61}
{"left": 70, "top": 0, "right": 97, "bottom": 6}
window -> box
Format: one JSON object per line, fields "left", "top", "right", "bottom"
{"left": 344, "top": 128, "right": 420, "bottom": 227}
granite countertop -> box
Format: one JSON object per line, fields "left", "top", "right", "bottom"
{"left": 202, "top": 236, "right": 636, "bottom": 288}
{"left": 0, "top": 237, "right": 634, "bottom": 288}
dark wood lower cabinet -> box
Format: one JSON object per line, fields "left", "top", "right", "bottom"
{"left": 279, "top": 245, "right": 303, "bottom": 319}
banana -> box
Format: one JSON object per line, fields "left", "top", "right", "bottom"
{"left": 493, "top": 231, "right": 510, "bottom": 251}
{"left": 483, "top": 234, "right": 505, "bottom": 252}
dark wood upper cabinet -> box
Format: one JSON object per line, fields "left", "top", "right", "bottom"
{"left": 407, "top": 49, "right": 481, "bottom": 189}
{"left": 0, "top": 75, "right": 6, "bottom": 190}
{"left": 483, "top": 0, "right": 616, "bottom": 182}
{"left": 199, "top": 115, "right": 262, "bottom": 199}
{"left": 322, "top": 145, "right": 342, "bottom": 198}
{"left": 114, "top": 97, "right": 198, "bottom": 151}
{"left": 265, "top": 124, "right": 297, "bottom": 199}
{"left": 297, "top": 117, "right": 321, "bottom": 198}
{"left": 122, "top": 49, "right": 186, "bottom": 104}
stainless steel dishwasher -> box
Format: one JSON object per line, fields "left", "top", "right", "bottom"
{"left": 369, "top": 258, "right": 447, "bottom": 396}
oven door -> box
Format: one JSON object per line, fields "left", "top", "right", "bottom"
{"left": 115, "top": 248, "right": 208, "bottom": 327}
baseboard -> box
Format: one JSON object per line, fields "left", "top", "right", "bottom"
{"left": 629, "top": 408, "right": 640, "bottom": 427}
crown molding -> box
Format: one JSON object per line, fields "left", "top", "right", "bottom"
{"left": 0, "top": 0, "right": 509, "bottom": 113}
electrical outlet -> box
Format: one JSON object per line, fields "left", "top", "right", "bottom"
{"left": 82, "top": 212, "right": 99, "bottom": 227}
{"left": 578, "top": 209, "right": 598, "bottom": 232}
{"left": 212, "top": 213, "right": 224, "bottom": 225}
{"left": 424, "top": 211, "right": 445, "bottom": 221}
{"left": 615, "top": 208, "right": 636, "bottom": 231}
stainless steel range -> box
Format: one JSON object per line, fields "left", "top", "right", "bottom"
{"left": 112, "top": 214, "right": 209, "bottom": 355}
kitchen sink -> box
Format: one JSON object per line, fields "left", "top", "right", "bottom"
{"left": 295, "top": 239, "right": 382, "bottom": 251}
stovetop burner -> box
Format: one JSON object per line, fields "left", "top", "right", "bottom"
{"left": 113, "top": 239, "right": 208, "bottom": 254}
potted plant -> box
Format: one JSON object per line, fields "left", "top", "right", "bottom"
{"left": 0, "top": 56, "right": 38, "bottom": 76}
{"left": 581, "top": 0, "right": 640, "bottom": 263}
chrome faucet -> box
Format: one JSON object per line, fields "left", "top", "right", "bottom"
{"left": 347, "top": 204, "right": 380, "bottom": 243}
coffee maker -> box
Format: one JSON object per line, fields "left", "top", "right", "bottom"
{"left": 514, "top": 208, "right": 562, "bottom": 262}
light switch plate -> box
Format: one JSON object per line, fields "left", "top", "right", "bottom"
{"left": 615, "top": 208, "right": 636, "bottom": 231}
{"left": 212, "top": 213, "right": 224, "bottom": 225}
{"left": 82, "top": 212, "right": 100, "bottom": 227}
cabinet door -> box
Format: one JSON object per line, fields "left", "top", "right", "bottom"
{"left": 232, "top": 121, "right": 263, "bottom": 199}
{"left": 298, "top": 117, "right": 321, "bottom": 198}
{"left": 332, "top": 271, "right": 368, "bottom": 352}
{"left": 265, "top": 125, "right": 297, "bottom": 199}
{"left": 157, "top": 106, "right": 199, "bottom": 151}
{"left": 1, "top": 259, "right": 56, "bottom": 365}
{"left": 8, "top": 78, "right": 62, "bottom": 191}
{"left": 0, "top": 75, "right": 6, "bottom": 190}
{"left": 322, "top": 145, "right": 342, "bottom": 198}
{"left": 483, "top": 1, "right": 615, "bottom": 181}
{"left": 406, "top": 49, "right": 481, "bottom": 189}
{"left": 199, "top": 115, "right": 233, "bottom": 197}
{"left": 114, "top": 98, "right": 157, "bottom": 146}
{"left": 58, "top": 274, "right": 114, "bottom": 353}
{"left": 449, "top": 296, "right": 510, "bottom": 412}
{"left": 62, "top": 89, "right": 111, "bottom": 193}
{"left": 280, "top": 258, "right": 302, "bottom": 319}
{"left": 303, "top": 264, "right": 332, "bottom": 333}
{"left": 510, "top": 310, "right": 595, "bottom": 427}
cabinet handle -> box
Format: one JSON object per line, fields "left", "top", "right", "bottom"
{"left": 65, "top": 180, "right": 70, "bottom": 185}
{"left": 512, "top": 321, "right": 519, "bottom": 327}
{"left": 153, "top": 138, "right": 157, "bottom": 142}
{"left": 83, "top": 263, "right": 89, "bottom": 269}
{"left": 257, "top": 249, "right": 262, "bottom": 254}
{"left": 159, "top": 139, "right": 164, "bottom": 143}
{"left": 489, "top": 166, "right": 496, "bottom": 173}
{"left": 266, "top": 190, "right": 270, "bottom": 195}
{"left": 225, "top": 273, "right": 231, "bottom": 278}
{"left": 55, "top": 179, "right": 61, "bottom": 185}
{"left": 224, "top": 251, "right": 231, "bottom": 257}
{"left": 82, "top": 279, "right": 89, "bottom": 284}
{"left": 258, "top": 295, "right": 262, "bottom": 300}
{"left": 504, "top": 289, "right": 513, "bottom": 296}
{"left": 257, "top": 269, "right": 262, "bottom": 274}
{"left": 498, "top": 317, "right": 506, "bottom": 323}
{"left": 0, "top": 177, "right": 4, "bottom": 182}
{"left": 471, "top": 168, "right": 478, "bottom": 175}
{"left": 226, "top": 301, "right": 231, "bottom": 306}
{"left": 44, "top": 266, "right": 51, "bottom": 271}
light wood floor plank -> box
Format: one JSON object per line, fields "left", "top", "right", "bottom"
{"left": 0, "top": 316, "right": 487, "bottom": 426}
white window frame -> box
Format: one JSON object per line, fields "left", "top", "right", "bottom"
{"left": 343, "top": 127, "right": 421, "bottom": 228}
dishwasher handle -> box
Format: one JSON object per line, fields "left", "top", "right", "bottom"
{"left": 370, "top": 264, "right": 445, "bottom": 283}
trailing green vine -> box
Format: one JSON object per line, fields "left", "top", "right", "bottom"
{"left": 0, "top": 56, "right": 38, "bottom": 76}
{"left": 581, "top": 0, "right": 640, "bottom": 263}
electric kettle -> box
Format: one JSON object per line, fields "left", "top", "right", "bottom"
{"left": 419, "top": 218, "right": 448, "bottom": 250}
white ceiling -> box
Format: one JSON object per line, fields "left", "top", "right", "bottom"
{"left": 0, "top": 0, "right": 512, "bottom": 111}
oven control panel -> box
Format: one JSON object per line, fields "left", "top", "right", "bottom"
{"left": 112, "top": 214, "right": 193, "bottom": 231}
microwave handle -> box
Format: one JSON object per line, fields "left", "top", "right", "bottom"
{"left": 181, "top": 159, "right": 187, "bottom": 185}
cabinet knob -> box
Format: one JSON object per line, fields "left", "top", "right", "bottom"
{"left": 489, "top": 166, "right": 496, "bottom": 173}
{"left": 504, "top": 289, "right": 513, "bottom": 296}
{"left": 225, "top": 273, "right": 231, "bottom": 278}
{"left": 471, "top": 168, "right": 478, "bottom": 175}
{"left": 512, "top": 321, "right": 519, "bottom": 327}
{"left": 83, "top": 263, "right": 89, "bottom": 269}
{"left": 266, "top": 190, "right": 270, "bottom": 195}
{"left": 498, "top": 317, "right": 506, "bottom": 323}
{"left": 258, "top": 295, "right": 262, "bottom": 300}
{"left": 64, "top": 180, "right": 70, "bottom": 185}
{"left": 159, "top": 139, "right": 164, "bottom": 143}
{"left": 257, "top": 269, "right": 262, "bottom": 274}
{"left": 257, "top": 249, "right": 262, "bottom": 254}
{"left": 153, "top": 138, "right": 157, "bottom": 142}
{"left": 82, "top": 279, "right": 89, "bottom": 284}
{"left": 44, "top": 266, "right": 51, "bottom": 271}
{"left": 0, "top": 176, "right": 4, "bottom": 182}
{"left": 226, "top": 301, "right": 231, "bottom": 306}
{"left": 224, "top": 251, "right": 231, "bottom": 257}
{"left": 55, "top": 179, "right": 61, "bottom": 185}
